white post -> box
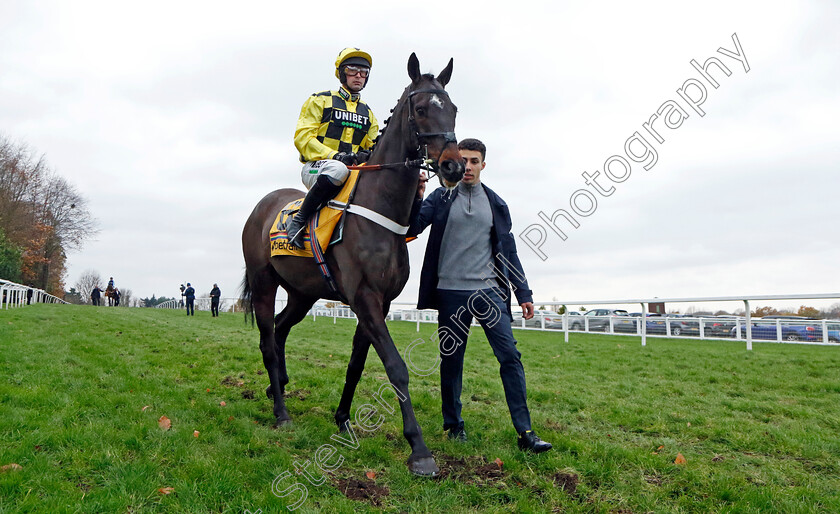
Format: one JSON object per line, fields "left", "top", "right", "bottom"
{"left": 640, "top": 302, "right": 646, "bottom": 347}
{"left": 563, "top": 305, "right": 569, "bottom": 343}
{"left": 699, "top": 317, "right": 705, "bottom": 339}
{"left": 822, "top": 319, "right": 828, "bottom": 343}
{"left": 776, "top": 319, "right": 782, "bottom": 343}
{"left": 666, "top": 316, "right": 671, "bottom": 337}
{"left": 744, "top": 300, "right": 752, "bottom": 351}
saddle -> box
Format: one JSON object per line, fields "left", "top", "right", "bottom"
{"left": 269, "top": 170, "right": 359, "bottom": 258}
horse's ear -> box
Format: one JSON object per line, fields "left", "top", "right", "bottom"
{"left": 438, "top": 58, "right": 454, "bottom": 87}
{"left": 408, "top": 53, "right": 421, "bottom": 83}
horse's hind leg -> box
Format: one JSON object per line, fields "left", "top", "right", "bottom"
{"left": 250, "top": 270, "right": 291, "bottom": 426}
{"left": 334, "top": 327, "right": 371, "bottom": 431}
{"left": 267, "top": 292, "right": 317, "bottom": 425}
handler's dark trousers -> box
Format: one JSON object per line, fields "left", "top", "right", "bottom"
{"left": 186, "top": 298, "right": 194, "bottom": 316}
{"left": 437, "top": 288, "right": 532, "bottom": 435}
{"left": 211, "top": 299, "right": 219, "bottom": 317}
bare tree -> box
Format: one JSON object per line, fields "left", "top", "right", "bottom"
{"left": 120, "top": 288, "right": 133, "bottom": 307}
{"left": 75, "top": 269, "right": 102, "bottom": 305}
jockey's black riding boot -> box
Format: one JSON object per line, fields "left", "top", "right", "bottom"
{"left": 287, "top": 174, "right": 343, "bottom": 249}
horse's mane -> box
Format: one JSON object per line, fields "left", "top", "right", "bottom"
{"left": 370, "top": 73, "right": 441, "bottom": 151}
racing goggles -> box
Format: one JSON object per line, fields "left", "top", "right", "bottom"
{"left": 343, "top": 65, "right": 370, "bottom": 78}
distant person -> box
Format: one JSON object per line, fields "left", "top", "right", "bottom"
{"left": 183, "top": 282, "right": 195, "bottom": 316}
{"left": 91, "top": 286, "right": 102, "bottom": 306}
{"left": 179, "top": 284, "right": 186, "bottom": 308}
{"left": 113, "top": 288, "right": 121, "bottom": 307}
{"left": 108, "top": 277, "right": 115, "bottom": 289}
{"left": 26, "top": 287, "right": 33, "bottom": 305}
{"left": 210, "top": 283, "right": 221, "bottom": 317}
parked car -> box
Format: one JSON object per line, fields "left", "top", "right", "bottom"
{"left": 697, "top": 316, "right": 739, "bottom": 337}
{"left": 544, "top": 311, "right": 584, "bottom": 330}
{"left": 645, "top": 314, "right": 700, "bottom": 336}
{"left": 829, "top": 323, "right": 840, "bottom": 343}
{"left": 513, "top": 310, "right": 568, "bottom": 329}
{"left": 583, "top": 309, "right": 631, "bottom": 332}
{"left": 730, "top": 318, "right": 822, "bottom": 342}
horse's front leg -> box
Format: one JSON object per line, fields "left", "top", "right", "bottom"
{"left": 355, "top": 297, "right": 439, "bottom": 477}
{"left": 334, "top": 327, "right": 371, "bottom": 431}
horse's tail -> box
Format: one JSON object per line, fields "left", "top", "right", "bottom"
{"left": 239, "top": 272, "right": 255, "bottom": 326}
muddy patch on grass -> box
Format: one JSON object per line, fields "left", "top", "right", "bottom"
{"left": 436, "top": 455, "right": 505, "bottom": 485}
{"left": 221, "top": 375, "right": 244, "bottom": 387}
{"left": 241, "top": 389, "right": 255, "bottom": 400}
{"left": 552, "top": 471, "right": 580, "bottom": 496}
{"left": 284, "top": 389, "right": 310, "bottom": 400}
{"left": 334, "top": 477, "right": 389, "bottom": 506}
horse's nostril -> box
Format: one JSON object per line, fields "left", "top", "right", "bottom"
{"left": 441, "top": 160, "right": 464, "bottom": 176}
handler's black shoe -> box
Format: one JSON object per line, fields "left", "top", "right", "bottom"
{"left": 517, "top": 430, "right": 552, "bottom": 453}
{"left": 447, "top": 427, "right": 467, "bottom": 442}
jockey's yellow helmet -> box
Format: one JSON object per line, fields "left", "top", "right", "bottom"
{"left": 335, "top": 48, "right": 373, "bottom": 79}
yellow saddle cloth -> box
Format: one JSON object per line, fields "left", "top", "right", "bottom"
{"left": 269, "top": 170, "right": 359, "bottom": 257}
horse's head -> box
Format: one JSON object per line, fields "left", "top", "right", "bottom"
{"left": 405, "top": 53, "right": 465, "bottom": 187}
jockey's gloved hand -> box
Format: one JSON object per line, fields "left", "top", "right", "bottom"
{"left": 333, "top": 152, "right": 357, "bottom": 165}
{"left": 356, "top": 150, "right": 371, "bottom": 163}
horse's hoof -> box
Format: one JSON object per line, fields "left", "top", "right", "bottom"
{"left": 336, "top": 420, "right": 351, "bottom": 433}
{"left": 265, "top": 386, "right": 273, "bottom": 400}
{"left": 407, "top": 455, "right": 439, "bottom": 477}
{"left": 274, "top": 417, "right": 292, "bottom": 428}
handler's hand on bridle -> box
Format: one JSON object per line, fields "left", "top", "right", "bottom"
{"left": 521, "top": 302, "right": 535, "bottom": 320}
{"left": 417, "top": 171, "right": 427, "bottom": 198}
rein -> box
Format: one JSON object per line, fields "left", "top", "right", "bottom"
{"left": 337, "top": 87, "right": 456, "bottom": 235}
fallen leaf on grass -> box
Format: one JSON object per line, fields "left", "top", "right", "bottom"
{"left": 193, "top": 431, "right": 200, "bottom": 437}
{"left": 158, "top": 416, "right": 171, "bottom": 431}
{"left": 206, "top": 388, "right": 211, "bottom": 392}
{"left": 141, "top": 405, "right": 150, "bottom": 412}
{"left": 674, "top": 453, "right": 687, "bottom": 465}
{"left": 219, "top": 401, "right": 226, "bottom": 407}
{"left": 494, "top": 458, "right": 504, "bottom": 469}
{"left": 158, "top": 487, "right": 175, "bottom": 495}
{"left": 1, "top": 463, "right": 22, "bottom": 473}
{"left": 657, "top": 445, "right": 664, "bottom": 450}
{"left": 712, "top": 455, "right": 725, "bottom": 462}
{"left": 366, "top": 471, "right": 376, "bottom": 480}
{"left": 687, "top": 422, "right": 691, "bottom": 427}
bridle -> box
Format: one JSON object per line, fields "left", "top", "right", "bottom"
{"left": 407, "top": 88, "right": 457, "bottom": 178}
{"left": 348, "top": 87, "right": 458, "bottom": 183}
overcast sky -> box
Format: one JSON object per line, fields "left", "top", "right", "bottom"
{"left": 3, "top": 0, "right": 838, "bottom": 312}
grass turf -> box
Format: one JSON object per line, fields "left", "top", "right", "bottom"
{"left": 1, "top": 304, "right": 839, "bottom": 513}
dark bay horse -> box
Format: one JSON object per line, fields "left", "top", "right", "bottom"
{"left": 240, "top": 54, "right": 464, "bottom": 476}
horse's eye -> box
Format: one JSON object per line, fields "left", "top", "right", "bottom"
{"left": 416, "top": 107, "right": 426, "bottom": 117}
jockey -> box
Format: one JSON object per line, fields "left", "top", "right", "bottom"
{"left": 286, "top": 47, "right": 380, "bottom": 249}
{"left": 108, "top": 277, "right": 114, "bottom": 290}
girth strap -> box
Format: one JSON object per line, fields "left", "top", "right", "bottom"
{"left": 327, "top": 200, "right": 409, "bottom": 235}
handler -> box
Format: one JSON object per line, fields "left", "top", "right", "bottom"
{"left": 407, "top": 138, "right": 552, "bottom": 453}
{"left": 286, "top": 47, "right": 379, "bottom": 249}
